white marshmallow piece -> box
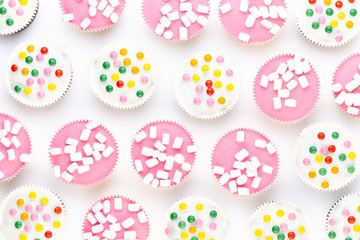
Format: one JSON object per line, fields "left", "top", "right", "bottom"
{"left": 260, "top": 6, "right": 270, "bottom": 19}
{"left": 245, "top": 14, "right": 256, "bottom": 28}
{"left": 332, "top": 83, "right": 342, "bottom": 93}
{"left": 164, "top": 156, "right": 175, "bottom": 171}
{"left": 298, "top": 75, "right": 309, "bottom": 89}
{"left": 236, "top": 175, "right": 248, "bottom": 185}
{"left": 269, "top": 6, "right": 278, "bottom": 18}
{"left": 255, "top": 139, "right": 266, "bottom": 148}
{"left": 273, "top": 79, "right": 282, "bottom": 91}
{"left": 260, "top": 75, "right": 269, "bottom": 88}
{"left": 11, "top": 136, "right": 20, "bottom": 148}
{"left": 239, "top": 0, "right": 249, "bottom": 13}
{"left": 134, "top": 160, "right": 144, "bottom": 172}
{"left": 78, "top": 165, "right": 90, "bottom": 174}
{"left": 262, "top": 164, "right": 273, "bottom": 174}
{"left": 238, "top": 187, "right": 250, "bottom": 196}
{"left": 156, "top": 170, "right": 169, "bottom": 180}
{"left": 179, "top": 27, "right": 188, "bottom": 40}
{"left": 67, "top": 162, "right": 79, "bottom": 173}
{"left": 102, "top": 5, "right": 114, "bottom": 18}
{"left": 114, "top": 198, "right": 122, "bottom": 210}
{"left": 229, "top": 180, "right": 237, "bottom": 193}
{"left": 181, "top": 162, "right": 192, "bottom": 172}
{"left": 80, "top": 18, "right": 91, "bottom": 30}
{"left": 180, "top": 2, "right": 192, "bottom": 12}
{"left": 89, "top": 7, "right": 97, "bottom": 17}
{"left": 154, "top": 141, "right": 166, "bottom": 152}
{"left": 236, "top": 131, "right": 245, "bottom": 142}
{"left": 4, "top": 121, "right": 10, "bottom": 132}
{"left": 124, "top": 231, "right": 137, "bottom": 240}
{"left": 185, "top": 10, "right": 197, "bottom": 23}
{"left": 273, "top": 97, "right": 282, "bottom": 110}
{"left": 219, "top": 172, "right": 230, "bottom": 185}
{"left": 122, "top": 217, "right": 135, "bottom": 229}
{"left": 220, "top": 2, "right": 232, "bottom": 14}
{"left": 264, "top": 0, "right": 272, "bottom": 5}
{"left": 266, "top": 143, "right": 276, "bottom": 154}
{"left": 108, "top": 0, "right": 120, "bottom": 7}
{"left": 269, "top": 24, "right": 281, "bottom": 35}
{"left": 80, "top": 129, "right": 91, "bottom": 141}
{"left": 149, "top": 126, "right": 157, "bottom": 139}
{"left": 197, "top": 15, "right": 208, "bottom": 27}
{"left": 87, "top": 213, "right": 97, "bottom": 225}
{"left": 238, "top": 32, "right": 250, "bottom": 43}
{"left": 172, "top": 137, "right": 183, "bottom": 149}
{"left": 277, "top": 6, "right": 288, "bottom": 19}
{"left": 155, "top": 23, "right": 165, "bottom": 36}
{"left": 167, "top": 11, "right": 180, "bottom": 21}
{"left": 261, "top": 19, "right": 273, "bottom": 29}
{"left": 286, "top": 79, "right": 298, "bottom": 91}
{"left": 249, "top": 6, "right": 261, "bottom": 18}
{"left": 160, "top": 4, "right": 172, "bottom": 15}
{"left": 19, "top": 154, "right": 31, "bottom": 163}
{"left": 160, "top": 16, "right": 171, "bottom": 28}
{"left": 235, "top": 148, "right": 249, "bottom": 161}
{"left": 251, "top": 177, "right": 262, "bottom": 189}
{"left": 137, "top": 211, "right": 148, "bottom": 223}
{"left": 336, "top": 91, "right": 347, "bottom": 105}
{"left": 61, "top": 171, "right": 73, "bottom": 183}
{"left": 70, "top": 152, "right": 82, "bottom": 162}
{"left": 285, "top": 99, "right": 297, "bottom": 108}
{"left": 53, "top": 165, "right": 61, "bottom": 178}
{"left": 11, "top": 122, "right": 21, "bottom": 135}
{"left": 180, "top": 15, "right": 191, "bottom": 27}
{"left": 347, "top": 106, "right": 359, "bottom": 115}
{"left": 92, "top": 224, "right": 104, "bottom": 234}
{"left": 278, "top": 89, "right": 290, "bottom": 98}
{"left": 197, "top": 4, "right": 209, "bottom": 14}
{"left": 62, "top": 13, "right": 74, "bottom": 22}
{"left": 7, "top": 149, "right": 15, "bottom": 161}
{"left": 173, "top": 170, "right": 183, "bottom": 184}
{"left": 213, "top": 166, "right": 225, "bottom": 175}
{"left": 128, "top": 203, "right": 140, "bottom": 212}
{"left": 145, "top": 158, "right": 159, "bottom": 168}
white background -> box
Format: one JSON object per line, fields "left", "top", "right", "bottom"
{"left": 1, "top": 0, "right": 360, "bottom": 239}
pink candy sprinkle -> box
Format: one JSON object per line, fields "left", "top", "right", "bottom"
{"left": 196, "top": 85, "right": 204, "bottom": 93}
{"left": 329, "top": 218, "right": 336, "bottom": 226}
{"left": 342, "top": 209, "right": 350, "bottom": 217}
{"left": 209, "top": 222, "right": 217, "bottom": 230}
{"left": 44, "top": 68, "right": 52, "bottom": 75}
{"left": 195, "top": 219, "right": 203, "bottom": 227}
{"left": 165, "top": 227, "right": 172, "bottom": 235}
{"left": 335, "top": 35, "right": 344, "bottom": 42}
{"left": 183, "top": 74, "right": 190, "bottom": 81}
{"left": 280, "top": 223, "right": 288, "bottom": 231}
{"left": 120, "top": 95, "right": 127, "bottom": 103}
{"left": 141, "top": 76, "right": 149, "bottom": 84}
{"left": 36, "top": 205, "right": 44, "bottom": 213}
{"left": 288, "top": 213, "right": 296, "bottom": 221}
{"left": 38, "top": 91, "right": 45, "bottom": 99}
{"left": 30, "top": 213, "right": 38, "bottom": 221}
{"left": 9, "top": 209, "right": 17, "bottom": 216}
{"left": 226, "top": 69, "right": 233, "bottom": 77}
{"left": 343, "top": 226, "right": 351, "bottom": 234}
{"left": 216, "top": 56, "right": 224, "bottom": 63}
{"left": 9, "top": 0, "right": 16, "bottom": 7}
{"left": 344, "top": 141, "right": 351, "bottom": 148}
{"left": 37, "top": 78, "right": 45, "bottom": 85}
{"left": 36, "top": 54, "right": 44, "bottom": 62}
{"left": 113, "top": 60, "right": 121, "bottom": 68}
{"left": 193, "top": 97, "right": 201, "bottom": 105}
{"left": 16, "top": 9, "right": 24, "bottom": 16}
{"left": 24, "top": 225, "right": 32, "bottom": 233}
{"left": 320, "top": 146, "right": 328, "bottom": 155}
{"left": 25, "top": 204, "right": 33, "bottom": 212}
{"left": 318, "top": 16, "right": 326, "bottom": 24}
{"left": 207, "top": 98, "right": 214, "bottom": 106}
{"left": 315, "top": 6, "right": 323, "bottom": 13}
{"left": 43, "top": 214, "right": 51, "bottom": 222}
{"left": 26, "top": 78, "right": 34, "bottom": 86}
{"left": 110, "top": 51, "right": 118, "bottom": 59}
{"left": 303, "top": 158, "right": 310, "bottom": 166}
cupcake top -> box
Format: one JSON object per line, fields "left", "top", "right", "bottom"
{"left": 174, "top": 52, "right": 241, "bottom": 119}
{"left": 82, "top": 196, "right": 150, "bottom": 240}
{"left": 327, "top": 193, "right": 360, "bottom": 239}
{"left": 49, "top": 120, "right": 118, "bottom": 186}
{"left": 163, "top": 197, "right": 230, "bottom": 240}
{"left": 5, "top": 40, "right": 72, "bottom": 108}
{"left": 59, "top": 0, "right": 126, "bottom": 31}
{"left": 212, "top": 128, "right": 279, "bottom": 197}
{"left": 296, "top": 0, "right": 360, "bottom": 47}
{"left": 253, "top": 53, "right": 320, "bottom": 123}
{"left": 0, "top": 113, "right": 32, "bottom": 182}
{"left": 246, "top": 201, "right": 313, "bottom": 240}
{"left": 142, "top": 0, "right": 210, "bottom": 41}
{"left": 0, "top": 185, "right": 66, "bottom": 240}
{"left": 131, "top": 120, "right": 197, "bottom": 189}
{"left": 219, "top": 0, "right": 288, "bottom": 44}
{"left": 333, "top": 53, "right": 360, "bottom": 117}
{"left": 293, "top": 122, "right": 360, "bottom": 191}
{"left": 90, "top": 42, "right": 156, "bottom": 109}
{"left": 0, "top": 0, "right": 39, "bottom": 35}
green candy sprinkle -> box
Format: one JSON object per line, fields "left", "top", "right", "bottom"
{"left": 103, "top": 61, "right": 110, "bottom": 69}
{"left": 15, "top": 221, "right": 22, "bottom": 229}
{"left": 0, "top": 0, "right": 4, "bottom": 5}
{"left": 49, "top": 58, "right": 57, "bottom": 66}
{"left": 210, "top": 210, "right": 217, "bottom": 218}
{"left": 277, "top": 233, "right": 285, "bottom": 240}
{"left": 14, "top": 85, "right": 22, "bottom": 93}
{"left": 35, "top": 238, "right": 40, "bottom": 240}
{"left": 119, "top": 66, "right": 126, "bottom": 74}
{"left": 0, "top": 7, "right": 6, "bottom": 15}
{"left": 191, "top": 237, "right": 198, "bottom": 240}
{"left": 332, "top": 132, "right": 339, "bottom": 139}
{"left": 348, "top": 166, "right": 355, "bottom": 174}
{"left": 136, "top": 90, "right": 144, "bottom": 98}
{"left": 339, "top": 153, "right": 346, "bottom": 161}
{"left": 325, "top": 26, "right": 333, "bottom": 33}
{"left": 345, "top": 237, "right": 352, "bottom": 240}
{"left": 25, "top": 56, "right": 33, "bottom": 64}
{"left": 178, "top": 221, "right": 186, "bottom": 229}
{"left": 309, "top": 146, "right": 317, "bottom": 154}
{"left": 328, "top": 231, "right": 336, "bottom": 239}
{"left": 6, "top": 18, "right": 14, "bottom": 26}
{"left": 326, "top": 8, "right": 334, "bottom": 16}
{"left": 100, "top": 74, "right": 107, "bottom": 82}
{"left": 319, "top": 168, "right": 327, "bottom": 176}
{"left": 106, "top": 85, "right": 113, "bottom": 93}
{"left": 306, "top": 9, "right": 314, "bottom": 16}
{"left": 272, "top": 226, "right": 280, "bottom": 234}
{"left": 350, "top": 9, "right": 357, "bottom": 17}
{"left": 31, "top": 69, "right": 39, "bottom": 77}
{"left": 170, "top": 212, "right": 178, "bottom": 220}
{"left": 187, "top": 215, "right": 195, "bottom": 223}
{"left": 312, "top": 22, "right": 320, "bottom": 29}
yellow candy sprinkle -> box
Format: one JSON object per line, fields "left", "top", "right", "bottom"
{"left": 263, "top": 215, "right": 271, "bottom": 222}
{"left": 338, "top": 12, "right": 345, "bottom": 20}
{"left": 36, "top": 224, "right": 43, "bottom": 232}
{"left": 347, "top": 21, "right": 354, "bottom": 29}
{"left": 254, "top": 229, "right": 263, "bottom": 237}
{"left": 189, "top": 226, "right": 197, "bottom": 234}
{"left": 123, "top": 58, "right": 131, "bottom": 66}
{"left": 112, "top": 73, "right": 119, "bottom": 81}
{"left": 17, "top": 199, "right": 24, "bottom": 207}
{"left": 41, "top": 197, "right": 49, "bottom": 205}
{"left": 48, "top": 83, "right": 56, "bottom": 91}
{"left": 204, "top": 54, "right": 212, "bottom": 62}
{"left": 321, "top": 181, "right": 329, "bottom": 189}
{"left": 202, "top": 65, "right": 209, "bottom": 72}
{"left": 127, "top": 80, "right": 135, "bottom": 88}
{"left": 21, "top": 213, "right": 29, "bottom": 221}
{"left": 330, "top": 20, "right": 338, "bottom": 27}
{"left": 214, "top": 70, "right": 221, "bottom": 77}
{"left": 143, "top": 63, "right": 151, "bottom": 71}
{"left": 19, "top": 234, "right": 27, "bottom": 240}
{"left": 20, "top": 0, "right": 28, "bottom": 5}
{"left": 209, "top": 239, "right": 215, "bottom": 240}
{"left": 120, "top": 48, "right": 127, "bottom": 56}
{"left": 266, "top": 236, "right": 274, "bottom": 240}
{"left": 276, "top": 209, "right": 284, "bottom": 217}
{"left": 324, "top": 0, "right": 331, "bottom": 5}
{"left": 181, "top": 232, "right": 188, "bottom": 239}
{"left": 29, "top": 192, "right": 37, "bottom": 199}
{"left": 24, "top": 87, "right": 32, "bottom": 95}
{"left": 137, "top": 52, "right": 144, "bottom": 60}
{"left": 27, "top": 45, "right": 34, "bottom": 52}
{"left": 195, "top": 204, "right": 204, "bottom": 211}
{"left": 19, "top": 52, "right": 27, "bottom": 59}
{"left": 349, "top": 152, "right": 356, "bottom": 160}
{"left": 331, "top": 166, "right": 339, "bottom": 174}
{"left": 190, "top": 59, "right": 198, "bottom": 67}
{"left": 315, "top": 155, "right": 323, "bottom": 163}
{"left": 298, "top": 226, "right": 306, "bottom": 234}
{"left": 226, "top": 84, "right": 234, "bottom": 91}
{"left": 198, "top": 232, "right": 206, "bottom": 239}
{"left": 193, "top": 74, "right": 200, "bottom": 82}
{"left": 357, "top": 205, "right": 360, "bottom": 213}
{"left": 218, "top": 97, "right": 226, "bottom": 105}
{"left": 214, "top": 81, "right": 222, "bottom": 88}
{"left": 22, "top": 68, "right": 29, "bottom": 75}
{"left": 308, "top": 171, "right": 316, "bottom": 179}
{"left": 354, "top": 225, "right": 360, "bottom": 232}
{"left": 53, "top": 221, "right": 61, "bottom": 228}
{"left": 131, "top": 66, "right": 139, "bottom": 74}
{"left": 179, "top": 203, "right": 187, "bottom": 210}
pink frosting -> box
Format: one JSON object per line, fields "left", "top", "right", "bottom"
{"left": 254, "top": 54, "right": 320, "bottom": 122}
{"left": 333, "top": 53, "right": 360, "bottom": 117}
{"left": 0, "top": 113, "right": 31, "bottom": 181}
{"left": 49, "top": 120, "right": 118, "bottom": 186}
{"left": 212, "top": 128, "right": 279, "bottom": 196}
{"left": 82, "top": 196, "right": 149, "bottom": 240}
{"left": 143, "top": 0, "right": 210, "bottom": 41}
{"left": 219, "top": 0, "right": 287, "bottom": 44}
{"left": 59, "top": 0, "right": 126, "bottom": 31}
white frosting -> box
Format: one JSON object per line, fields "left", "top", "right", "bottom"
{"left": 246, "top": 201, "right": 314, "bottom": 240}
{"left": 0, "top": 0, "right": 38, "bottom": 35}
{"left": 293, "top": 122, "right": 360, "bottom": 191}
{"left": 5, "top": 40, "right": 72, "bottom": 107}
{"left": 296, "top": 0, "right": 360, "bottom": 47}
{"left": 90, "top": 42, "right": 157, "bottom": 109}
{"left": 174, "top": 52, "right": 241, "bottom": 119}
{"left": 164, "top": 197, "right": 230, "bottom": 240}
{"left": 0, "top": 185, "right": 66, "bottom": 240}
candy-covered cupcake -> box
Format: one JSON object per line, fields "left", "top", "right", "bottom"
{"left": 82, "top": 196, "right": 150, "bottom": 240}
{"left": 296, "top": 0, "right": 360, "bottom": 47}
{"left": 219, "top": 0, "right": 288, "bottom": 44}
{"left": 174, "top": 52, "right": 241, "bottom": 119}
{"left": 59, "top": 0, "right": 126, "bottom": 31}
{"left": 49, "top": 120, "right": 118, "bottom": 186}
{"left": 0, "top": 112, "right": 32, "bottom": 182}
{"left": 293, "top": 122, "right": 360, "bottom": 191}
{"left": 246, "top": 201, "right": 314, "bottom": 239}
{"left": 212, "top": 128, "right": 279, "bottom": 197}
{"left": 0, "top": 0, "right": 39, "bottom": 35}
{"left": 333, "top": 53, "right": 360, "bottom": 117}
{"left": 5, "top": 40, "right": 72, "bottom": 107}
{"left": 90, "top": 42, "right": 156, "bottom": 109}
{"left": 0, "top": 185, "right": 66, "bottom": 240}
{"left": 253, "top": 53, "right": 320, "bottom": 123}
{"left": 163, "top": 197, "right": 230, "bottom": 240}
{"left": 131, "top": 120, "right": 197, "bottom": 189}
{"left": 142, "top": 0, "right": 210, "bottom": 41}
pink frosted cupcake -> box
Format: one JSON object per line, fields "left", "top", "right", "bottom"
{"left": 219, "top": 0, "right": 288, "bottom": 44}
{"left": 211, "top": 128, "right": 279, "bottom": 197}
{"left": 142, "top": 0, "right": 210, "bottom": 41}
{"left": 82, "top": 196, "right": 150, "bottom": 240}
{"left": 253, "top": 53, "right": 320, "bottom": 123}
{"left": 131, "top": 120, "right": 197, "bottom": 189}
{"left": 333, "top": 53, "right": 360, "bottom": 117}
{"left": 0, "top": 112, "right": 32, "bottom": 182}
{"left": 49, "top": 120, "right": 118, "bottom": 186}
{"left": 59, "top": 0, "right": 126, "bottom": 31}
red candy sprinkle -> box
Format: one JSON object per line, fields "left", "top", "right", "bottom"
{"left": 309, "top": 0, "right": 316, "bottom": 3}
{"left": 11, "top": 64, "right": 18, "bottom": 72}
{"left": 317, "top": 132, "right": 325, "bottom": 140}
{"left": 288, "top": 231, "right": 296, "bottom": 239}
{"left": 348, "top": 216, "right": 356, "bottom": 224}
{"left": 207, "top": 88, "right": 214, "bottom": 96}
{"left": 55, "top": 69, "right": 63, "bottom": 77}
{"left": 336, "top": 1, "right": 343, "bottom": 8}
{"left": 116, "top": 80, "right": 124, "bottom": 88}
{"left": 205, "top": 80, "right": 213, "bottom": 88}
{"left": 328, "top": 145, "right": 336, "bottom": 153}
{"left": 54, "top": 207, "right": 62, "bottom": 214}
{"left": 45, "top": 231, "right": 53, "bottom": 238}
{"left": 349, "top": 0, "right": 355, "bottom": 3}
{"left": 41, "top": 47, "right": 48, "bottom": 54}
{"left": 325, "top": 156, "right": 333, "bottom": 164}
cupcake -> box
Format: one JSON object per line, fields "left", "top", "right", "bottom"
{"left": 142, "top": 0, "right": 210, "bottom": 41}
{"left": 219, "top": 0, "right": 288, "bottom": 44}
{"left": 82, "top": 196, "right": 150, "bottom": 240}
{"left": 0, "top": 0, "right": 39, "bottom": 35}
{"left": 245, "top": 201, "right": 314, "bottom": 240}
{"left": 253, "top": 53, "right": 320, "bottom": 123}
{"left": 163, "top": 197, "right": 230, "bottom": 240}
{"left": 0, "top": 185, "right": 66, "bottom": 240}
{"left": 0, "top": 112, "right": 32, "bottom": 182}
{"left": 296, "top": 0, "right": 360, "bottom": 47}
{"left": 5, "top": 40, "right": 73, "bottom": 108}
{"left": 49, "top": 120, "right": 118, "bottom": 186}
{"left": 293, "top": 122, "right": 360, "bottom": 191}
{"left": 326, "top": 193, "right": 360, "bottom": 239}
{"left": 332, "top": 53, "right": 360, "bottom": 117}
{"left": 174, "top": 52, "right": 241, "bottom": 119}
{"left": 211, "top": 128, "right": 279, "bottom": 197}
{"left": 59, "top": 0, "right": 126, "bottom": 31}
{"left": 90, "top": 42, "right": 157, "bottom": 109}
{"left": 131, "top": 120, "right": 197, "bottom": 189}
